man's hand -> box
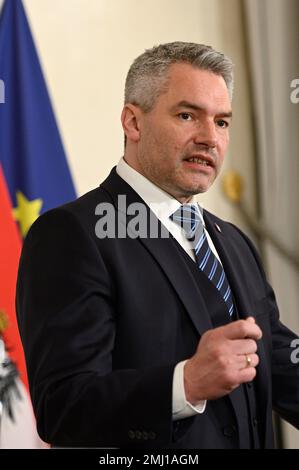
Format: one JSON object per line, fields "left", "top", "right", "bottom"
{"left": 184, "top": 317, "right": 262, "bottom": 404}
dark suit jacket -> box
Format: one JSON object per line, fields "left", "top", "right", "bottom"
{"left": 16, "top": 167, "right": 299, "bottom": 448}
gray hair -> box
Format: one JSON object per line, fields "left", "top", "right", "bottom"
{"left": 124, "top": 42, "right": 234, "bottom": 111}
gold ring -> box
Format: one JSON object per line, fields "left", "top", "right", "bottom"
{"left": 245, "top": 354, "right": 251, "bottom": 367}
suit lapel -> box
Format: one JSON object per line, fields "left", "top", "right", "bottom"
{"left": 140, "top": 236, "right": 214, "bottom": 336}
{"left": 101, "top": 168, "right": 213, "bottom": 336}
{"left": 204, "top": 211, "right": 270, "bottom": 429}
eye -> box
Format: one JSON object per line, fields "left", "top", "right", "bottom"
{"left": 216, "top": 119, "right": 229, "bottom": 128}
{"left": 178, "top": 112, "right": 193, "bottom": 121}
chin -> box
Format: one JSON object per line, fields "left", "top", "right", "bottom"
{"left": 177, "top": 186, "right": 207, "bottom": 198}
{"left": 194, "top": 179, "right": 214, "bottom": 194}
{"left": 183, "top": 180, "right": 212, "bottom": 195}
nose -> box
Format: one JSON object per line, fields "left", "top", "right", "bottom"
{"left": 193, "top": 119, "right": 217, "bottom": 148}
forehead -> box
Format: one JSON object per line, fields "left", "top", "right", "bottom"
{"left": 156, "top": 63, "right": 231, "bottom": 112}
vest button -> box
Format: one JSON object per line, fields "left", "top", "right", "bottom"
{"left": 253, "top": 418, "right": 259, "bottom": 427}
{"left": 222, "top": 425, "right": 237, "bottom": 437}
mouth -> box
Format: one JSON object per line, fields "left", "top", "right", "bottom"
{"left": 183, "top": 154, "right": 215, "bottom": 168}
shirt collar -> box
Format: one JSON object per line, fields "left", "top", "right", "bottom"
{"left": 116, "top": 157, "right": 205, "bottom": 225}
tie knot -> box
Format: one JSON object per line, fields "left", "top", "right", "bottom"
{"left": 170, "top": 204, "right": 204, "bottom": 242}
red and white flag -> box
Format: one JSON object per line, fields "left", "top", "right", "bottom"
{"left": 0, "top": 167, "right": 45, "bottom": 448}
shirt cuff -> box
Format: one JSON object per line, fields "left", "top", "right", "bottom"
{"left": 172, "top": 360, "right": 207, "bottom": 421}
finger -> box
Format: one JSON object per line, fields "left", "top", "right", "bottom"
{"left": 236, "top": 353, "right": 259, "bottom": 370}
{"left": 223, "top": 319, "right": 262, "bottom": 341}
{"left": 230, "top": 338, "right": 258, "bottom": 355}
{"left": 238, "top": 366, "right": 257, "bottom": 384}
{"left": 245, "top": 316, "right": 256, "bottom": 324}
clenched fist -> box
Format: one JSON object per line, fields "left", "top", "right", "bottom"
{"left": 184, "top": 317, "right": 262, "bottom": 404}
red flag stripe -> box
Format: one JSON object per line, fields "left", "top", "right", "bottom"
{"left": 0, "top": 164, "right": 28, "bottom": 389}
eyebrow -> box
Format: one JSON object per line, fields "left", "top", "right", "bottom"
{"left": 173, "top": 100, "right": 233, "bottom": 118}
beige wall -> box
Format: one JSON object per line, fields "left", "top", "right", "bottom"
{"left": 22, "top": 0, "right": 256, "bottom": 232}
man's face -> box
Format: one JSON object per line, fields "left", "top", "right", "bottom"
{"left": 131, "top": 63, "right": 232, "bottom": 202}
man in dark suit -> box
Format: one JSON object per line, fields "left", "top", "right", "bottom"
{"left": 16, "top": 42, "right": 299, "bottom": 448}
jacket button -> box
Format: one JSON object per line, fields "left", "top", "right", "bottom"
{"left": 148, "top": 431, "right": 156, "bottom": 440}
{"left": 222, "top": 425, "right": 237, "bottom": 437}
{"left": 253, "top": 418, "right": 259, "bottom": 427}
{"left": 128, "top": 430, "right": 135, "bottom": 439}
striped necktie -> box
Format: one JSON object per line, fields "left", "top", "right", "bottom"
{"left": 170, "top": 204, "right": 234, "bottom": 318}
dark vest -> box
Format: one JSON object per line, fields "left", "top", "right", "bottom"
{"left": 172, "top": 238, "right": 262, "bottom": 449}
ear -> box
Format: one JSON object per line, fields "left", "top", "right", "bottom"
{"left": 121, "top": 104, "right": 142, "bottom": 143}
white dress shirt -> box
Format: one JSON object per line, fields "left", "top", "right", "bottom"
{"left": 116, "top": 157, "right": 222, "bottom": 420}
